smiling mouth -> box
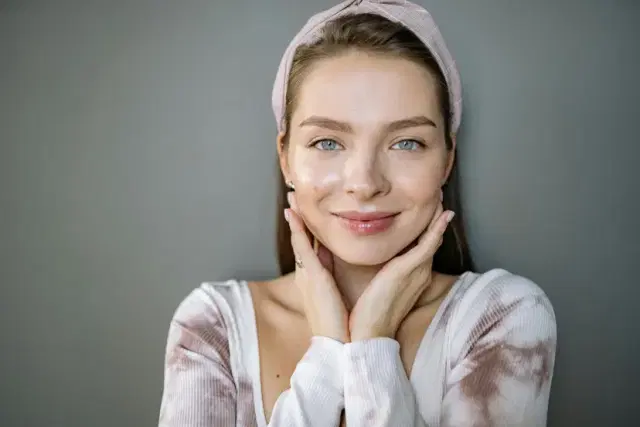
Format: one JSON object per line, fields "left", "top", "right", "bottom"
{"left": 333, "top": 211, "right": 399, "bottom": 235}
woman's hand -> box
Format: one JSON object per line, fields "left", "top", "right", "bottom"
{"left": 348, "top": 200, "right": 455, "bottom": 341}
{"left": 285, "top": 192, "right": 350, "bottom": 343}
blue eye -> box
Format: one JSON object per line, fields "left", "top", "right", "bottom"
{"left": 391, "top": 139, "right": 423, "bottom": 151}
{"left": 313, "top": 139, "right": 342, "bottom": 151}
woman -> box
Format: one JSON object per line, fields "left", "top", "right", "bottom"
{"left": 158, "top": 1, "right": 557, "bottom": 426}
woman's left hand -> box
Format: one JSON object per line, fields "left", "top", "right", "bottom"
{"left": 348, "top": 201, "right": 455, "bottom": 341}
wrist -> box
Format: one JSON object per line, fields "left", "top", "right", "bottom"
{"left": 311, "top": 329, "right": 350, "bottom": 344}
{"left": 350, "top": 328, "right": 394, "bottom": 342}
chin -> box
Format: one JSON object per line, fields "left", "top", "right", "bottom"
{"left": 309, "top": 212, "right": 427, "bottom": 267}
{"left": 328, "top": 236, "right": 406, "bottom": 267}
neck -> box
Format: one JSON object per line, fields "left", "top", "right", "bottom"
{"left": 332, "top": 257, "right": 383, "bottom": 311}
{"left": 330, "top": 258, "right": 457, "bottom": 313}
{"left": 281, "top": 256, "right": 457, "bottom": 318}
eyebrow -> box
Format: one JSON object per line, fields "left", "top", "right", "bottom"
{"left": 298, "top": 115, "right": 437, "bottom": 133}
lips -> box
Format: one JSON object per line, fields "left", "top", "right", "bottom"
{"left": 333, "top": 211, "right": 399, "bottom": 235}
{"left": 334, "top": 211, "right": 396, "bottom": 221}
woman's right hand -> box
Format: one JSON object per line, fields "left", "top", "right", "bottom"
{"left": 285, "top": 192, "right": 350, "bottom": 343}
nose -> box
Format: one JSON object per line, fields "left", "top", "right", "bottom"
{"left": 342, "top": 149, "right": 389, "bottom": 200}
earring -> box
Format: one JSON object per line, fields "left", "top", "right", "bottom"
{"left": 286, "top": 180, "right": 295, "bottom": 190}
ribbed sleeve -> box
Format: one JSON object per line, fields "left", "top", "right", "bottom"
{"left": 440, "top": 285, "right": 557, "bottom": 427}
{"left": 268, "top": 336, "right": 344, "bottom": 426}
{"left": 158, "top": 270, "right": 557, "bottom": 427}
{"left": 158, "top": 289, "right": 237, "bottom": 427}
{"left": 158, "top": 288, "right": 345, "bottom": 427}
{"left": 338, "top": 272, "right": 556, "bottom": 427}
{"left": 343, "top": 338, "right": 425, "bottom": 427}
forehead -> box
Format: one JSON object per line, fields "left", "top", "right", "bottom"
{"left": 292, "top": 52, "right": 443, "bottom": 127}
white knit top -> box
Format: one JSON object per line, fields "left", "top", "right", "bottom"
{"left": 158, "top": 268, "right": 557, "bottom": 426}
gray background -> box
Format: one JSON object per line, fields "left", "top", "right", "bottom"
{"left": 1, "top": 0, "right": 637, "bottom": 426}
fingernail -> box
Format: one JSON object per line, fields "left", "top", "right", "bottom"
{"left": 446, "top": 211, "right": 455, "bottom": 223}
{"left": 286, "top": 191, "right": 293, "bottom": 207}
{"left": 284, "top": 208, "right": 291, "bottom": 222}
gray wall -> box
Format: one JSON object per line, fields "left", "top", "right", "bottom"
{"left": 1, "top": 1, "right": 637, "bottom": 426}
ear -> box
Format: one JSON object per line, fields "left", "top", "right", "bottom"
{"left": 443, "top": 132, "right": 457, "bottom": 185}
{"left": 276, "top": 130, "right": 291, "bottom": 183}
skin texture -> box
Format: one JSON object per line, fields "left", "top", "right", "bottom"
{"left": 281, "top": 51, "right": 454, "bottom": 270}
{"left": 251, "top": 51, "right": 459, "bottom": 423}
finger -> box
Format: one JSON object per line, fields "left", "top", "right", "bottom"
{"left": 284, "top": 208, "right": 326, "bottom": 274}
{"left": 288, "top": 191, "right": 315, "bottom": 244}
{"left": 287, "top": 191, "right": 298, "bottom": 211}
{"left": 382, "top": 203, "right": 444, "bottom": 273}
{"left": 390, "top": 202, "right": 443, "bottom": 265}
{"left": 427, "top": 201, "right": 444, "bottom": 231}
{"left": 417, "top": 201, "right": 444, "bottom": 244}
{"left": 400, "top": 205, "right": 451, "bottom": 265}
{"left": 406, "top": 202, "right": 443, "bottom": 254}
{"left": 315, "top": 238, "right": 335, "bottom": 274}
{"left": 414, "top": 208, "right": 454, "bottom": 259}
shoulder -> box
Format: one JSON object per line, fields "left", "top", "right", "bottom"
{"left": 454, "top": 268, "right": 555, "bottom": 316}
{"left": 165, "top": 279, "right": 248, "bottom": 360}
{"left": 446, "top": 268, "right": 557, "bottom": 360}
{"left": 170, "top": 279, "right": 246, "bottom": 326}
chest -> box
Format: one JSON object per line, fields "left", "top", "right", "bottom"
{"left": 255, "top": 305, "right": 439, "bottom": 424}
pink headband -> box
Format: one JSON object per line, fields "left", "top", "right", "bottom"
{"left": 271, "top": 0, "right": 462, "bottom": 134}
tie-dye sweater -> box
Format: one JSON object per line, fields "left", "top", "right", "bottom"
{"left": 158, "top": 268, "right": 557, "bottom": 427}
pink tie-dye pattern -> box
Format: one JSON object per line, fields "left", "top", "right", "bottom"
{"left": 158, "top": 269, "right": 556, "bottom": 427}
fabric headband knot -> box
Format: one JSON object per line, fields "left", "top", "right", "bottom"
{"left": 271, "top": 0, "right": 462, "bottom": 135}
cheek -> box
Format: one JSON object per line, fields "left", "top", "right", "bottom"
{"left": 393, "top": 157, "right": 445, "bottom": 201}
{"left": 291, "top": 150, "right": 342, "bottom": 192}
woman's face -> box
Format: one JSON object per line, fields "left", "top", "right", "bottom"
{"left": 279, "top": 51, "right": 454, "bottom": 266}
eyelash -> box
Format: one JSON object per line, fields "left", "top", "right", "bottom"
{"left": 310, "top": 138, "right": 426, "bottom": 151}
{"left": 312, "top": 139, "right": 342, "bottom": 151}
{"left": 391, "top": 139, "right": 426, "bottom": 151}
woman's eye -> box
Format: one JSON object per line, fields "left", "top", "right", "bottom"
{"left": 391, "top": 139, "right": 423, "bottom": 151}
{"left": 313, "top": 139, "right": 342, "bottom": 151}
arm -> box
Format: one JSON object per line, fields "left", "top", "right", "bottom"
{"left": 268, "top": 336, "right": 344, "bottom": 426}
{"left": 158, "top": 288, "right": 345, "bottom": 427}
{"left": 341, "top": 278, "right": 557, "bottom": 427}
{"left": 340, "top": 200, "right": 451, "bottom": 427}
{"left": 343, "top": 338, "right": 426, "bottom": 427}
{"left": 440, "top": 291, "right": 557, "bottom": 427}
{"left": 158, "top": 317, "right": 236, "bottom": 426}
